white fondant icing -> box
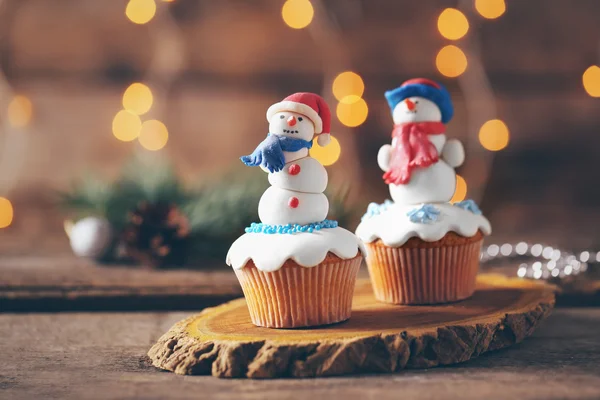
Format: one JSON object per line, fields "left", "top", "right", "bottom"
{"left": 268, "top": 157, "right": 327, "bottom": 193}
{"left": 227, "top": 227, "right": 365, "bottom": 272}
{"left": 258, "top": 186, "right": 328, "bottom": 225}
{"left": 377, "top": 144, "right": 392, "bottom": 172}
{"left": 441, "top": 138, "right": 465, "bottom": 168}
{"left": 356, "top": 202, "right": 491, "bottom": 247}
{"left": 389, "top": 161, "right": 456, "bottom": 205}
{"left": 392, "top": 97, "right": 442, "bottom": 124}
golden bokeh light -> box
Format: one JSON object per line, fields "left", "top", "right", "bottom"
{"left": 125, "top": 0, "right": 156, "bottom": 25}
{"left": 583, "top": 65, "right": 600, "bottom": 98}
{"left": 310, "top": 135, "right": 341, "bottom": 166}
{"left": 282, "top": 0, "right": 314, "bottom": 29}
{"left": 479, "top": 119, "right": 510, "bottom": 151}
{"left": 7, "top": 95, "right": 33, "bottom": 128}
{"left": 139, "top": 120, "right": 169, "bottom": 151}
{"left": 112, "top": 110, "right": 142, "bottom": 142}
{"left": 332, "top": 71, "right": 365, "bottom": 101}
{"left": 0, "top": 197, "right": 14, "bottom": 229}
{"left": 437, "top": 8, "right": 469, "bottom": 40}
{"left": 475, "top": 0, "right": 506, "bottom": 19}
{"left": 122, "top": 83, "right": 153, "bottom": 115}
{"left": 336, "top": 96, "right": 368, "bottom": 127}
{"left": 451, "top": 175, "right": 467, "bottom": 203}
{"left": 436, "top": 45, "right": 468, "bottom": 78}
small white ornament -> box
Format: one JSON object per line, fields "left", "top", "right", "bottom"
{"left": 69, "top": 216, "right": 113, "bottom": 259}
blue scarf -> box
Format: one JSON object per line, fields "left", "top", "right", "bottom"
{"left": 240, "top": 134, "right": 313, "bottom": 173}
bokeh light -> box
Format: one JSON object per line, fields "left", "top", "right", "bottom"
{"left": 336, "top": 96, "right": 368, "bottom": 127}
{"left": 475, "top": 0, "right": 506, "bottom": 19}
{"left": 310, "top": 135, "right": 341, "bottom": 166}
{"left": 282, "top": 0, "right": 314, "bottom": 29}
{"left": 139, "top": 120, "right": 169, "bottom": 151}
{"left": 122, "top": 83, "right": 153, "bottom": 115}
{"left": 332, "top": 72, "right": 365, "bottom": 102}
{"left": 451, "top": 175, "right": 467, "bottom": 203}
{"left": 437, "top": 8, "right": 469, "bottom": 40}
{"left": 0, "top": 197, "right": 14, "bottom": 229}
{"left": 112, "top": 110, "right": 142, "bottom": 142}
{"left": 436, "top": 45, "right": 468, "bottom": 78}
{"left": 125, "top": 0, "right": 156, "bottom": 25}
{"left": 479, "top": 119, "right": 510, "bottom": 151}
{"left": 7, "top": 95, "right": 33, "bottom": 128}
{"left": 582, "top": 65, "right": 600, "bottom": 97}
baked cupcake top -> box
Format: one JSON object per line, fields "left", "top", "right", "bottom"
{"left": 355, "top": 200, "right": 491, "bottom": 247}
{"left": 227, "top": 93, "right": 364, "bottom": 272}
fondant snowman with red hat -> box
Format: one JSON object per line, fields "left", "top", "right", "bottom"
{"left": 228, "top": 92, "right": 363, "bottom": 277}
{"left": 378, "top": 78, "right": 465, "bottom": 205}
{"left": 241, "top": 92, "right": 333, "bottom": 225}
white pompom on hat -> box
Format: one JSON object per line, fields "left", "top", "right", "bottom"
{"left": 267, "top": 92, "right": 332, "bottom": 146}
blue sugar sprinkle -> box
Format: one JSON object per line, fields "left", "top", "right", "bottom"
{"left": 361, "top": 199, "right": 394, "bottom": 221}
{"left": 406, "top": 204, "right": 441, "bottom": 224}
{"left": 454, "top": 199, "right": 482, "bottom": 215}
{"left": 245, "top": 219, "right": 339, "bottom": 235}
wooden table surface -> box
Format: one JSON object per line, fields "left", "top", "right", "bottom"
{"left": 2, "top": 308, "right": 600, "bottom": 400}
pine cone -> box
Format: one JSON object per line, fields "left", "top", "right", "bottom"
{"left": 120, "top": 201, "right": 190, "bottom": 268}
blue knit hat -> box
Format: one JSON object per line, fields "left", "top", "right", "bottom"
{"left": 384, "top": 78, "right": 454, "bottom": 123}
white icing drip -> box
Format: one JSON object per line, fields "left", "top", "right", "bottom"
{"left": 227, "top": 227, "right": 365, "bottom": 272}
{"left": 355, "top": 202, "right": 491, "bottom": 247}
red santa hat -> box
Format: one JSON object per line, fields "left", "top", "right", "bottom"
{"left": 266, "top": 92, "right": 332, "bottom": 146}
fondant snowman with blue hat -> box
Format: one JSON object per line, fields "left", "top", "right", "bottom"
{"left": 378, "top": 78, "right": 464, "bottom": 205}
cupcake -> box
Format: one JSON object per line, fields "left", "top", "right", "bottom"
{"left": 227, "top": 93, "right": 364, "bottom": 328}
{"left": 356, "top": 78, "right": 491, "bottom": 304}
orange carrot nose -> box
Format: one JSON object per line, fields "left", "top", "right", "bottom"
{"left": 287, "top": 116, "right": 297, "bottom": 126}
{"left": 404, "top": 98, "right": 416, "bottom": 111}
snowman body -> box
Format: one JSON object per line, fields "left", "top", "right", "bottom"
{"left": 256, "top": 111, "right": 331, "bottom": 225}
{"left": 387, "top": 134, "right": 456, "bottom": 205}
{"left": 259, "top": 185, "right": 329, "bottom": 225}
{"left": 378, "top": 96, "right": 464, "bottom": 205}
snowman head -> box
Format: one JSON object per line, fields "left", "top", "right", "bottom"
{"left": 385, "top": 78, "right": 454, "bottom": 125}
{"left": 266, "top": 92, "right": 332, "bottom": 146}
{"left": 392, "top": 97, "right": 442, "bottom": 124}
{"left": 269, "top": 111, "right": 316, "bottom": 142}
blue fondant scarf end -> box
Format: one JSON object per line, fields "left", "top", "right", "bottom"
{"left": 241, "top": 134, "right": 313, "bottom": 173}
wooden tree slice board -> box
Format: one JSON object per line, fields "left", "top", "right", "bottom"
{"left": 148, "top": 273, "right": 555, "bottom": 379}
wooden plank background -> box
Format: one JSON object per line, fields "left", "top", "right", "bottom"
{"left": 1, "top": 0, "right": 600, "bottom": 251}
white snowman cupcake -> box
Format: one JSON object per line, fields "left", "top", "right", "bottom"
{"left": 227, "top": 93, "right": 364, "bottom": 328}
{"left": 356, "top": 79, "right": 491, "bottom": 305}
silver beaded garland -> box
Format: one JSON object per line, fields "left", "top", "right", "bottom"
{"left": 480, "top": 242, "right": 592, "bottom": 280}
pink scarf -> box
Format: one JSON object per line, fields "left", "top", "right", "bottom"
{"left": 383, "top": 122, "right": 446, "bottom": 185}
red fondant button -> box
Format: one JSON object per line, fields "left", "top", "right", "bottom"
{"left": 288, "top": 197, "right": 299, "bottom": 208}
{"left": 288, "top": 164, "right": 301, "bottom": 176}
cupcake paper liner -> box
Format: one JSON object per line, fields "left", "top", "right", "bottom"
{"left": 365, "top": 238, "right": 483, "bottom": 305}
{"left": 234, "top": 255, "right": 362, "bottom": 328}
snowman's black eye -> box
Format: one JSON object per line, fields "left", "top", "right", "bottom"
{"left": 280, "top": 115, "right": 285, "bottom": 119}
{"left": 415, "top": 101, "right": 419, "bottom": 104}
{"left": 298, "top": 117, "right": 303, "bottom": 122}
